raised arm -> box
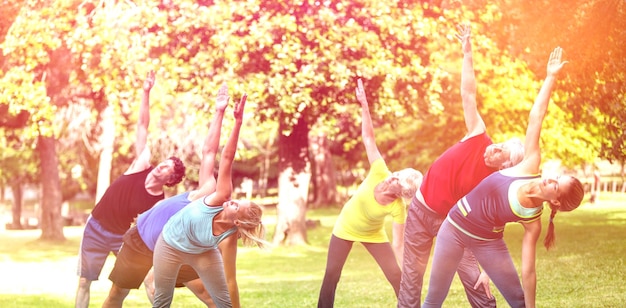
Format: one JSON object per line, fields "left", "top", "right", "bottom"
{"left": 456, "top": 24, "right": 486, "bottom": 139}
{"left": 127, "top": 70, "right": 155, "bottom": 173}
{"left": 191, "top": 83, "right": 229, "bottom": 200}
{"left": 518, "top": 47, "right": 567, "bottom": 174}
{"left": 356, "top": 78, "right": 382, "bottom": 164}
{"left": 205, "top": 92, "right": 247, "bottom": 205}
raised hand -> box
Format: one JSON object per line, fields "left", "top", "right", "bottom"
{"left": 215, "top": 83, "right": 230, "bottom": 112}
{"left": 143, "top": 70, "right": 156, "bottom": 92}
{"left": 547, "top": 47, "right": 568, "bottom": 77}
{"left": 455, "top": 23, "right": 472, "bottom": 54}
{"left": 234, "top": 93, "right": 247, "bottom": 122}
{"left": 356, "top": 78, "right": 368, "bottom": 107}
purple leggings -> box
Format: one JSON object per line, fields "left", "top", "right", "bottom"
{"left": 399, "top": 198, "right": 496, "bottom": 308}
{"left": 423, "top": 220, "right": 525, "bottom": 308}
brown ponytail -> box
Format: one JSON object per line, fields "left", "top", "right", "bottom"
{"left": 543, "top": 176, "right": 584, "bottom": 250}
{"left": 543, "top": 209, "right": 557, "bottom": 250}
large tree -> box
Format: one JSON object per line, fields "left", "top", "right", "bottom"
{"left": 0, "top": 0, "right": 83, "bottom": 240}
{"left": 72, "top": 0, "right": 598, "bottom": 245}
{"left": 1, "top": 0, "right": 613, "bottom": 245}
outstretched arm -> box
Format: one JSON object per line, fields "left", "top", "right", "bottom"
{"left": 218, "top": 235, "right": 240, "bottom": 308}
{"left": 356, "top": 78, "right": 383, "bottom": 164}
{"left": 127, "top": 70, "right": 155, "bottom": 173}
{"left": 206, "top": 92, "right": 247, "bottom": 205}
{"left": 191, "top": 83, "right": 229, "bottom": 200}
{"left": 519, "top": 47, "right": 567, "bottom": 174}
{"left": 520, "top": 220, "right": 541, "bottom": 308}
{"left": 457, "top": 23, "right": 486, "bottom": 139}
{"left": 391, "top": 222, "right": 405, "bottom": 266}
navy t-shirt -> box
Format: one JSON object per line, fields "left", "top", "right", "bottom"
{"left": 91, "top": 167, "right": 164, "bottom": 235}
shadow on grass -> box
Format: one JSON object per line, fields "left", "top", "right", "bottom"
{"left": 0, "top": 295, "right": 70, "bottom": 308}
{"left": 0, "top": 229, "right": 82, "bottom": 262}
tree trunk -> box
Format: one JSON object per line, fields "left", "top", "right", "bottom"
{"left": 257, "top": 130, "right": 276, "bottom": 198}
{"left": 310, "top": 133, "right": 338, "bottom": 209}
{"left": 96, "top": 104, "right": 115, "bottom": 204}
{"left": 272, "top": 114, "right": 310, "bottom": 246}
{"left": 9, "top": 182, "right": 23, "bottom": 229}
{"left": 38, "top": 135, "right": 65, "bottom": 241}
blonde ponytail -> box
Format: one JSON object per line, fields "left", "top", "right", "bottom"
{"left": 236, "top": 201, "right": 270, "bottom": 249}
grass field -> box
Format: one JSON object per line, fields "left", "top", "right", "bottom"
{"left": 0, "top": 193, "right": 625, "bottom": 307}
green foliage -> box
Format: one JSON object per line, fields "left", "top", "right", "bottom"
{"left": 0, "top": 0, "right": 622, "bottom": 204}
{"left": 480, "top": 0, "right": 626, "bottom": 166}
{"left": 0, "top": 0, "right": 93, "bottom": 200}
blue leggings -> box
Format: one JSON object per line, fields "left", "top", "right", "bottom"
{"left": 318, "top": 235, "right": 401, "bottom": 308}
{"left": 423, "top": 220, "right": 525, "bottom": 308}
{"left": 152, "top": 235, "right": 231, "bottom": 308}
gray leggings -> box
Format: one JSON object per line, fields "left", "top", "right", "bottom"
{"left": 423, "top": 220, "right": 525, "bottom": 308}
{"left": 152, "top": 235, "right": 231, "bottom": 308}
{"left": 399, "top": 198, "right": 495, "bottom": 308}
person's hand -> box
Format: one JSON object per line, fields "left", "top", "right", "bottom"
{"left": 215, "top": 83, "right": 230, "bottom": 112}
{"left": 143, "top": 70, "right": 156, "bottom": 92}
{"left": 234, "top": 93, "right": 247, "bottom": 122}
{"left": 356, "top": 78, "right": 368, "bottom": 107}
{"left": 547, "top": 46, "right": 568, "bottom": 77}
{"left": 455, "top": 23, "right": 471, "bottom": 54}
{"left": 473, "top": 271, "right": 494, "bottom": 299}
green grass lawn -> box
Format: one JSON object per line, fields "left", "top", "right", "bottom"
{"left": 0, "top": 193, "right": 625, "bottom": 307}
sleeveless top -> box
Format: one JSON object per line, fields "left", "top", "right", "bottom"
{"left": 91, "top": 167, "right": 164, "bottom": 235}
{"left": 332, "top": 159, "right": 406, "bottom": 243}
{"left": 137, "top": 191, "right": 192, "bottom": 251}
{"left": 420, "top": 133, "right": 495, "bottom": 217}
{"left": 447, "top": 172, "right": 543, "bottom": 240}
{"left": 161, "top": 197, "right": 237, "bottom": 254}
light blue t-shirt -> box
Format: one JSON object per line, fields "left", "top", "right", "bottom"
{"left": 161, "top": 197, "right": 237, "bottom": 254}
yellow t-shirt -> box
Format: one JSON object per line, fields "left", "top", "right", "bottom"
{"left": 332, "top": 159, "right": 407, "bottom": 243}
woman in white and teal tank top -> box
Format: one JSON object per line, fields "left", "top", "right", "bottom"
{"left": 152, "top": 92, "right": 267, "bottom": 308}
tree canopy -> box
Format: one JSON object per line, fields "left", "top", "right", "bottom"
{"left": 0, "top": 0, "right": 623, "bottom": 241}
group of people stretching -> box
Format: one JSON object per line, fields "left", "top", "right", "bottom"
{"left": 76, "top": 76, "right": 266, "bottom": 308}
{"left": 74, "top": 23, "right": 584, "bottom": 308}
{"left": 318, "top": 24, "right": 583, "bottom": 308}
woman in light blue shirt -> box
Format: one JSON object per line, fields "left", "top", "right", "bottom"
{"left": 152, "top": 93, "right": 267, "bottom": 308}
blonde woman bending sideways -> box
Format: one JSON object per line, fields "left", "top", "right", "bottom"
{"left": 152, "top": 93, "right": 267, "bottom": 308}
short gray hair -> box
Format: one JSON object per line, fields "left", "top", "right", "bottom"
{"left": 501, "top": 138, "right": 524, "bottom": 169}
{"left": 397, "top": 168, "right": 423, "bottom": 199}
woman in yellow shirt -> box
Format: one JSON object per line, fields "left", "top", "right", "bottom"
{"left": 317, "top": 79, "right": 423, "bottom": 307}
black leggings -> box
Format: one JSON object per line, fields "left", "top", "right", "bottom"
{"left": 317, "top": 235, "right": 401, "bottom": 308}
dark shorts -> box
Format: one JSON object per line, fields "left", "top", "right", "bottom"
{"left": 108, "top": 226, "right": 200, "bottom": 289}
{"left": 78, "top": 215, "right": 124, "bottom": 281}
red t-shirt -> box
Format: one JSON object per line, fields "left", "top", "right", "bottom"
{"left": 420, "top": 133, "right": 495, "bottom": 217}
